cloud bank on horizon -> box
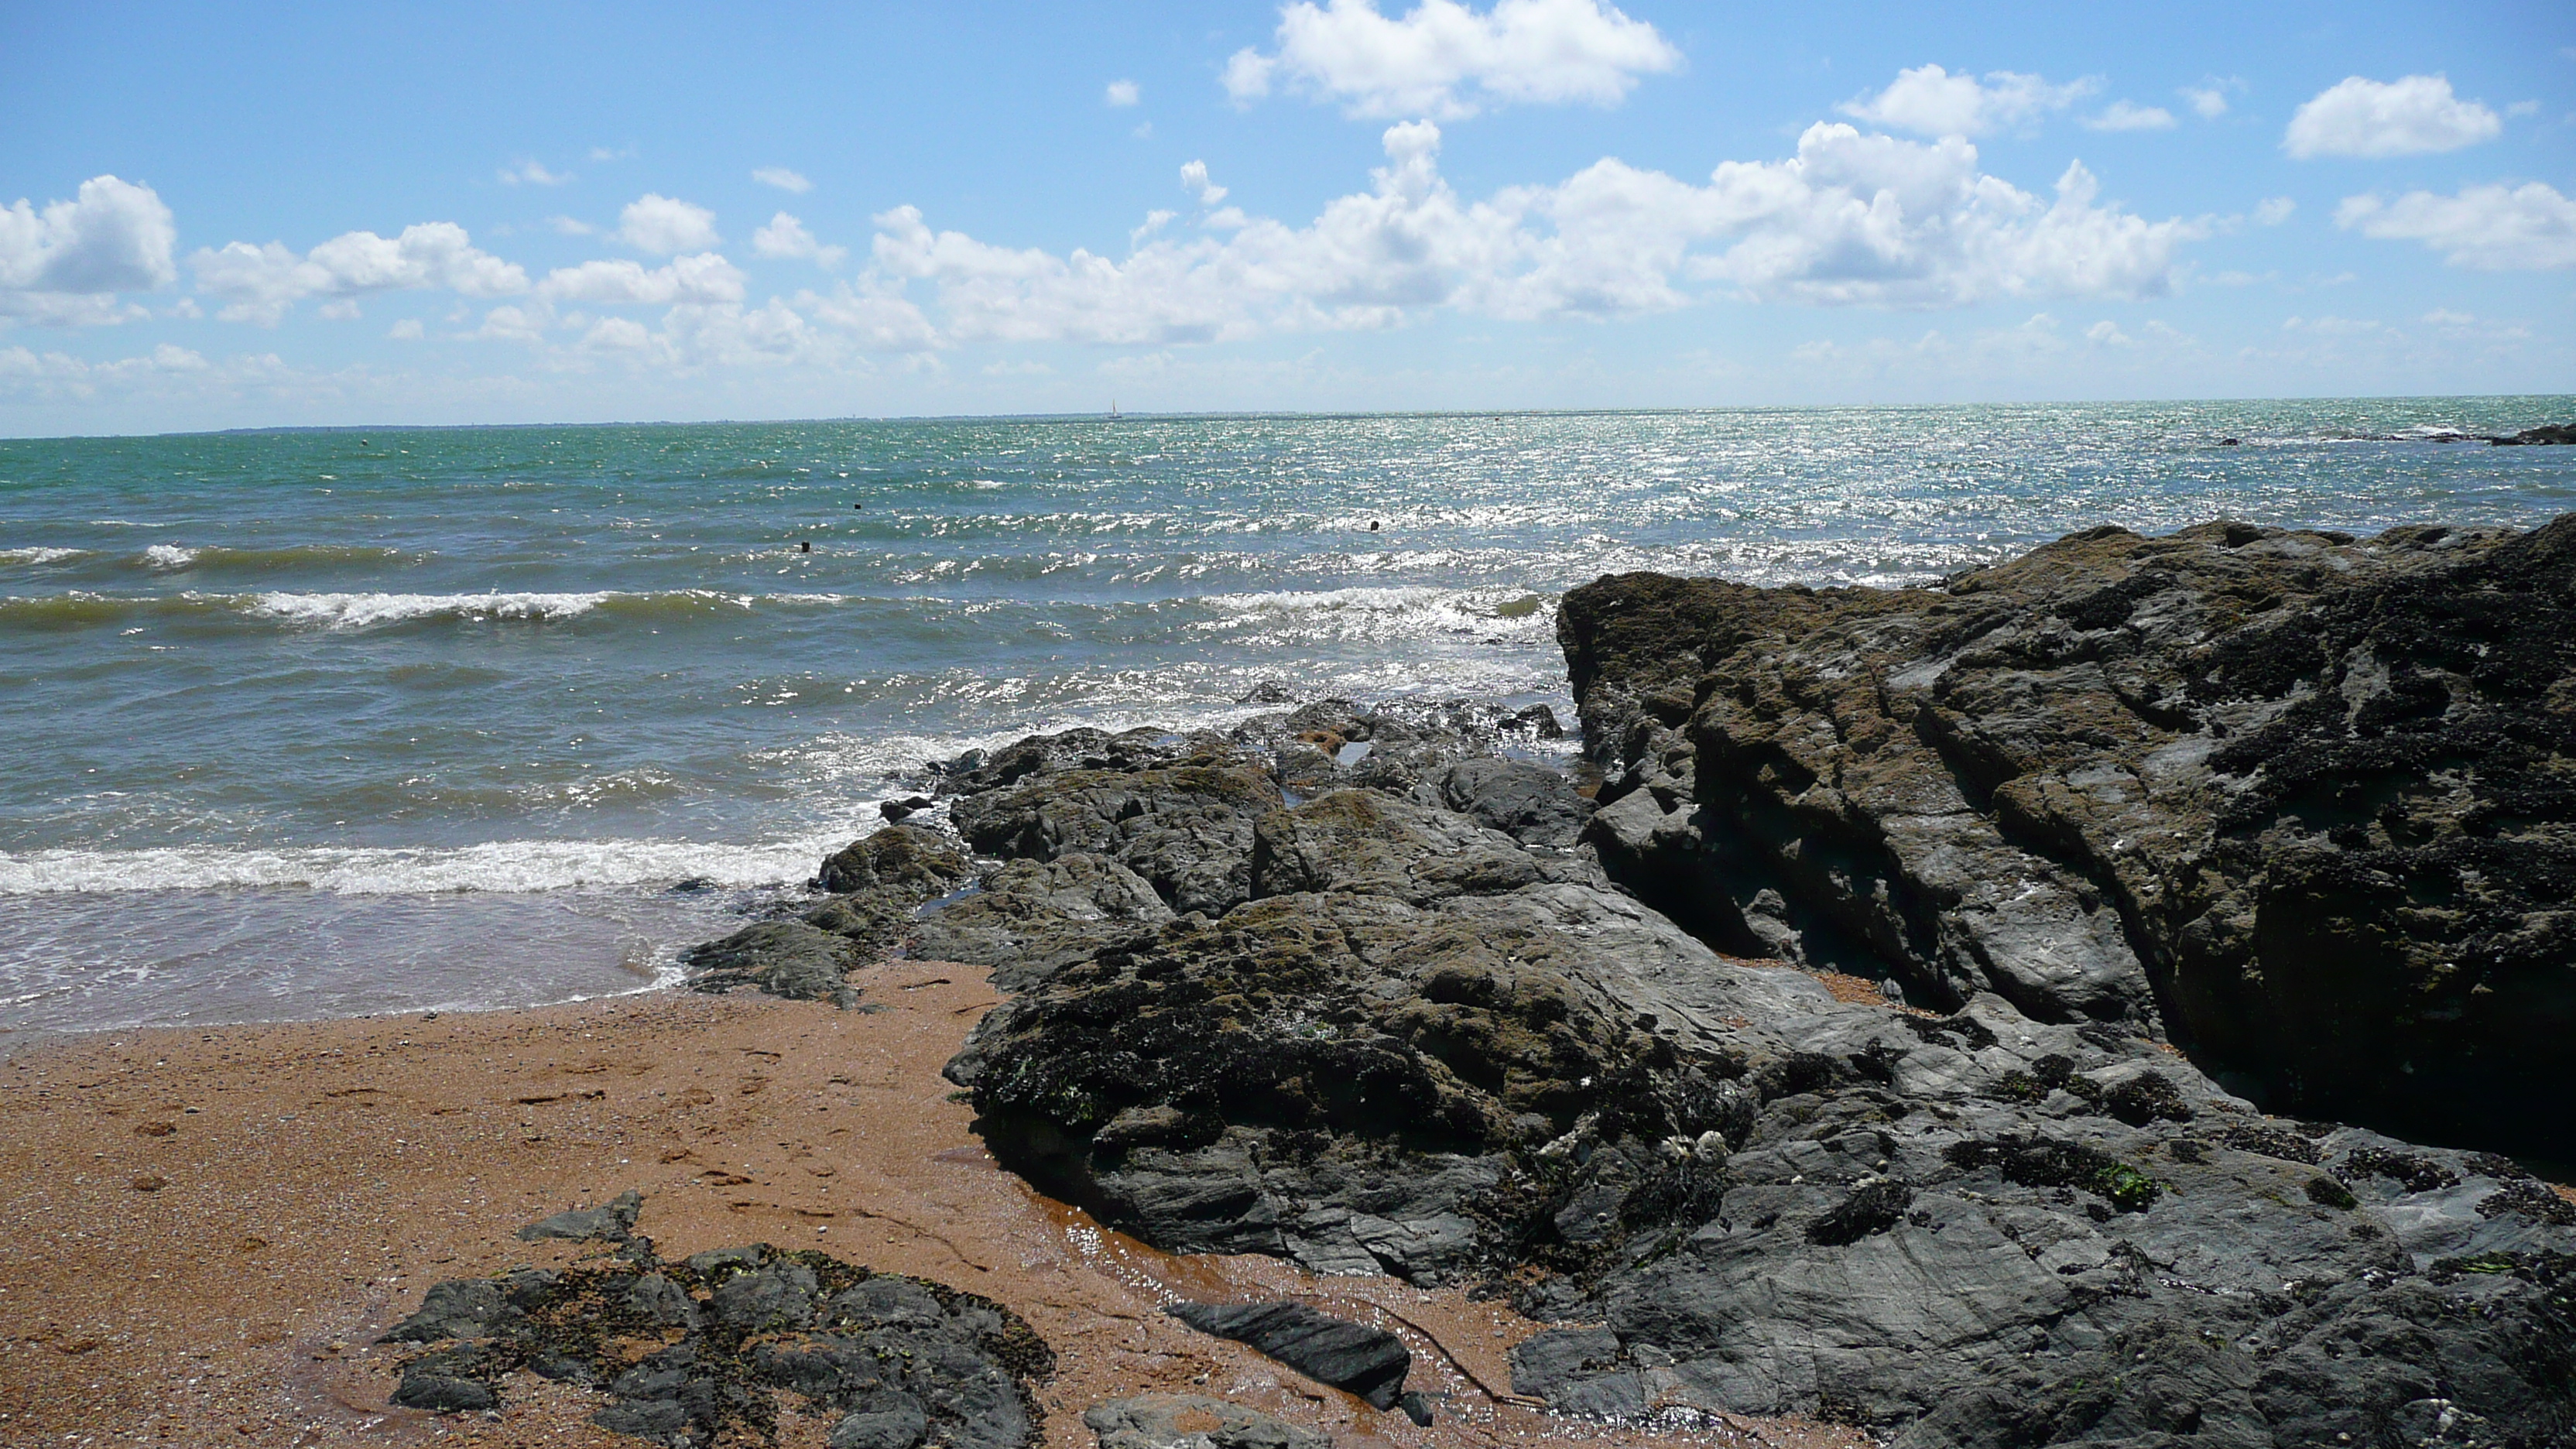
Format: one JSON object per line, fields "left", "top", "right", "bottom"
{"left": 0, "top": 0, "right": 2567, "bottom": 429}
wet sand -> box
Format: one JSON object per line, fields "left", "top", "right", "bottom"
{"left": 0, "top": 959, "right": 1869, "bottom": 1449}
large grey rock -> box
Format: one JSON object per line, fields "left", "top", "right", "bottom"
{"left": 942, "top": 717, "right": 2576, "bottom": 1446}
{"left": 1438, "top": 756, "right": 1594, "bottom": 847}
{"left": 1560, "top": 517, "right": 2576, "bottom": 1160}
{"left": 682, "top": 919, "right": 859, "bottom": 1005}
{"left": 949, "top": 759, "right": 1282, "bottom": 916}
{"left": 1250, "top": 789, "right": 1540, "bottom": 904}
{"left": 909, "top": 853, "right": 1176, "bottom": 990}
{"left": 815, "top": 824, "right": 970, "bottom": 897}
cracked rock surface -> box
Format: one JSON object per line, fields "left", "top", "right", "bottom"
{"left": 382, "top": 1227, "right": 1053, "bottom": 1449}
{"left": 1559, "top": 516, "right": 2576, "bottom": 1159}
{"left": 913, "top": 689, "right": 2576, "bottom": 1444}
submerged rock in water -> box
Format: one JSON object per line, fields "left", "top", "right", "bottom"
{"left": 1163, "top": 1302, "right": 1410, "bottom": 1411}
{"left": 1559, "top": 516, "right": 2576, "bottom": 1160}
{"left": 382, "top": 1231, "right": 1053, "bottom": 1449}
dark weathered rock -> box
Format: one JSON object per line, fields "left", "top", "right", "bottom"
{"left": 390, "top": 1369, "right": 497, "bottom": 1412}
{"left": 949, "top": 759, "right": 1281, "bottom": 916}
{"left": 686, "top": 823, "right": 975, "bottom": 1005}
{"left": 815, "top": 824, "right": 969, "bottom": 897}
{"left": 1437, "top": 757, "right": 1593, "bottom": 847}
{"left": 683, "top": 920, "right": 860, "bottom": 1005}
{"left": 2493, "top": 423, "right": 2576, "bottom": 446}
{"left": 1250, "top": 790, "right": 1541, "bottom": 904}
{"left": 1560, "top": 517, "right": 2576, "bottom": 1158}
{"left": 943, "top": 708, "right": 2576, "bottom": 1445}
{"left": 516, "top": 1189, "right": 642, "bottom": 1244}
{"left": 382, "top": 1236, "right": 1052, "bottom": 1449}
{"left": 907, "top": 854, "right": 1175, "bottom": 991}
{"left": 940, "top": 875, "right": 1807, "bottom": 1282}
{"left": 1164, "top": 1302, "right": 1410, "bottom": 1410}
{"left": 1083, "top": 1393, "right": 1328, "bottom": 1449}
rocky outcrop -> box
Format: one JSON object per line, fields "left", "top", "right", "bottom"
{"left": 924, "top": 712, "right": 2576, "bottom": 1445}
{"left": 2494, "top": 423, "right": 2576, "bottom": 446}
{"left": 1560, "top": 517, "right": 2576, "bottom": 1158}
{"left": 909, "top": 854, "right": 1176, "bottom": 992}
{"left": 684, "top": 825, "right": 971, "bottom": 1005}
{"left": 665, "top": 660, "right": 2576, "bottom": 1443}
{"left": 382, "top": 1215, "right": 1053, "bottom": 1449}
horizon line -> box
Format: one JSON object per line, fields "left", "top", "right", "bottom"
{"left": 7, "top": 391, "right": 2572, "bottom": 444}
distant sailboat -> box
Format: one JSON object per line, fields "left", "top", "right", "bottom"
{"left": 1108, "top": 398, "right": 1121, "bottom": 420}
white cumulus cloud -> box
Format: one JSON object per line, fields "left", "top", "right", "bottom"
{"left": 0, "top": 341, "right": 211, "bottom": 401}
{"left": 1105, "top": 79, "right": 1140, "bottom": 107}
{"left": 1841, "top": 64, "right": 2097, "bottom": 138}
{"left": 2253, "top": 197, "right": 2296, "bottom": 226}
{"left": 863, "top": 118, "right": 2199, "bottom": 349}
{"left": 796, "top": 282, "right": 940, "bottom": 354}
{"left": 0, "top": 176, "right": 178, "bottom": 325}
{"left": 616, "top": 194, "right": 721, "bottom": 255}
{"left": 190, "top": 222, "right": 529, "bottom": 325}
{"left": 2285, "top": 75, "right": 2501, "bottom": 159}
{"left": 2083, "top": 101, "right": 2176, "bottom": 132}
{"left": 539, "top": 253, "right": 748, "bottom": 305}
{"left": 2336, "top": 182, "right": 2576, "bottom": 269}
{"left": 752, "top": 167, "right": 813, "bottom": 194}
{"left": 2181, "top": 85, "right": 2229, "bottom": 120}
{"left": 753, "top": 212, "right": 848, "bottom": 267}
{"left": 1180, "top": 161, "right": 1231, "bottom": 207}
{"left": 1222, "top": 0, "right": 1681, "bottom": 120}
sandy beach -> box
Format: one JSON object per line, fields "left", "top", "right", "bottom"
{"left": 0, "top": 959, "right": 1869, "bottom": 1449}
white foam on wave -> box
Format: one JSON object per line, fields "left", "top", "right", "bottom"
{"left": 142, "top": 543, "right": 200, "bottom": 569}
{"left": 1194, "top": 583, "right": 1559, "bottom": 642}
{"left": 0, "top": 828, "right": 872, "bottom": 896}
{"left": 248, "top": 589, "right": 616, "bottom": 628}
{"left": 0, "top": 546, "right": 87, "bottom": 565}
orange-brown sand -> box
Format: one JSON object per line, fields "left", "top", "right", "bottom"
{"left": 0, "top": 960, "right": 1870, "bottom": 1449}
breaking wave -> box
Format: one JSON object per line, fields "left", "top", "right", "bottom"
{"left": 0, "top": 830, "right": 872, "bottom": 896}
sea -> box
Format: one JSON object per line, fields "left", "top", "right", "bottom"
{"left": 5, "top": 398, "right": 2572, "bottom": 1039}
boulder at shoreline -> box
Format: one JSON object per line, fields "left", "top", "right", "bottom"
{"left": 1560, "top": 516, "right": 2576, "bottom": 1160}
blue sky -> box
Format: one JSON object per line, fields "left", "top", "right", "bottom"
{"left": 2, "top": 0, "right": 2569, "bottom": 433}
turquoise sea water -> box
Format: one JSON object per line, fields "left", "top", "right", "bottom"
{"left": 4, "top": 399, "right": 2572, "bottom": 1033}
